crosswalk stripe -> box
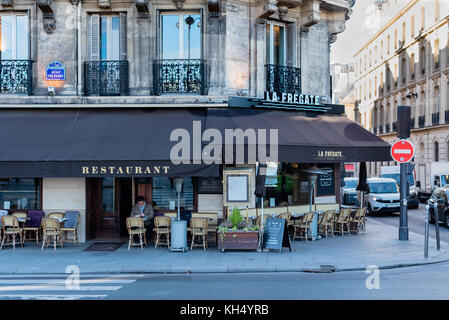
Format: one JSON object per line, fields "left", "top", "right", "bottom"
{"left": 0, "top": 279, "right": 136, "bottom": 284}
{"left": 0, "top": 285, "right": 123, "bottom": 291}
{"left": 0, "top": 294, "right": 107, "bottom": 300}
{"left": 0, "top": 274, "right": 145, "bottom": 278}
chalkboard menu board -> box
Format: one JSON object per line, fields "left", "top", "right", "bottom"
{"left": 263, "top": 218, "right": 291, "bottom": 252}
{"left": 317, "top": 164, "right": 335, "bottom": 196}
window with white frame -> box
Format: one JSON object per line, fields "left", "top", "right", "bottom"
{"left": 160, "top": 12, "right": 202, "bottom": 60}
{"left": 0, "top": 13, "right": 29, "bottom": 60}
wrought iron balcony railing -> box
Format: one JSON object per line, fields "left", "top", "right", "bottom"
{"left": 379, "top": 125, "right": 384, "bottom": 134}
{"left": 265, "top": 64, "right": 301, "bottom": 95}
{"left": 153, "top": 59, "right": 205, "bottom": 95}
{"left": 410, "top": 117, "right": 415, "bottom": 128}
{"left": 445, "top": 110, "right": 449, "bottom": 124}
{"left": 0, "top": 60, "right": 33, "bottom": 95}
{"left": 392, "top": 122, "right": 397, "bottom": 132}
{"left": 385, "top": 123, "right": 390, "bottom": 133}
{"left": 373, "top": 126, "right": 377, "bottom": 134}
{"left": 432, "top": 112, "right": 440, "bottom": 125}
{"left": 419, "top": 115, "right": 425, "bottom": 128}
{"left": 84, "top": 60, "right": 129, "bottom": 96}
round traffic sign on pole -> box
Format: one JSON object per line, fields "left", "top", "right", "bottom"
{"left": 391, "top": 139, "right": 415, "bottom": 163}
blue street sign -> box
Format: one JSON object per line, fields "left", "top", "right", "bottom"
{"left": 46, "top": 61, "right": 65, "bottom": 81}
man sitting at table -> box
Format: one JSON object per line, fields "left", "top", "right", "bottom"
{"left": 130, "top": 196, "right": 154, "bottom": 242}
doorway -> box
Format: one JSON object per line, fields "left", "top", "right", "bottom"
{"left": 86, "top": 178, "right": 133, "bottom": 240}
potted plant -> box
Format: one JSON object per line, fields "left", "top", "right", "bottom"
{"left": 217, "top": 207, "right": 260, "bottom": 252}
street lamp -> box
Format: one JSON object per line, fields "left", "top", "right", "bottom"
{"left": 184, "top": 15, "right": 201, "bottom": 61}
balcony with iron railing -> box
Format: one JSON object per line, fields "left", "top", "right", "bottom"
{"left": 392, "top": 122, "right": 397, "bottom": 132}
{"left": 153, "top": 59, "right": 205, "bottom": 95}
{"left": 373, "top": 126, "right": 377, "bottom": 134}
{"left": 410, "top": 117, "right": 415, "bottom": 128}
{"left": 0, "top": 60, "right": 33, "bottom": 95}
{"left": 385, "top": 123, "right": 390, "bottom": 133}
{"left": 445, "top": 110, "right": 449, "bottom": 124}
{"left": 379, "top": 125, "right": 384, "bottom": 134}
{"left": 265, "top": 64, "right": 301, "bottom": 95}
{"left": 419, "top": 115, "right": 425, "bottom": 128}
{"left": 432, "top": 112, "right": 440, "bottom": 126}
{"left": 84, "top": 60, "right": 129, "bottom": 96}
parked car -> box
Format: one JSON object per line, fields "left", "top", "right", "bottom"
{"left": 365, "top": 178, "right": 400, "bottom": 216}
{"left": 427, "top": 186, "right": 449, "bottom": 228}
{"left": 342, "top": 177, "right": 359, "bottom": 206}
{"left": 381, "top": 165, "right": 419, "bottom": 209}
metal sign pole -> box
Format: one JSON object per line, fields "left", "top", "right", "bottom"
{"left": 399, "top": 163, "right": 409, "bottom": 240}
{"left": 424, "top": 204, "right": 429, "bottom": 258}
{"left": 433, "top": 202, "right": 441, "bottom": 250}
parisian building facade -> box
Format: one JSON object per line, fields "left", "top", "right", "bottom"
{"left": 0, "top": 0, "right": 354, "bottom": 242}
{"left": 354, "top": 0, "right": 449, "bottom": 185}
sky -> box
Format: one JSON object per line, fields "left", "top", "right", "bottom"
{"left": 330, "top": 0, "right": 404, "bottom": 65}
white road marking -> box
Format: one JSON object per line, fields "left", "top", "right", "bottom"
{"left": 0, "top": 279, "right": 135, "bottom": 284}
{"left": 0, "top": 294, "right": 107, "bottom": 300}
{"left": 0, "top": 285, "right": 122, "bottom": 291}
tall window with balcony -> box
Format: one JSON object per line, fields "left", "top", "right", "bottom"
{"left": 0, "top": 13, "right": 31, "bottom": 95}
{"left": 85, "top": 13, "right": 128, "bottom": 96}
{"left": 410, "top": 53, "right": 415, "bottom": 80}
{"left": 420, "top": 45, "right": 426, "bottom": 76}
{"left": 433, "top": 39, "right": 440, "bottom": 70}
{"left": 265, "top": 21, "right": 299, "bottom": 95}
{"left": 154, "top": 12, "right": 204, "bottom": 95}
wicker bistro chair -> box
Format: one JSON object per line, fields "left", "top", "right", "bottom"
{"left": 0, "top": 215, "right": 23, "bottom": 250}
{"left": 47, "top": 212, "right": 64, "bottom": 219}
{"left": 190, "top": 218, "right": 208, "bottom": 251}
{"left": 0, "top": 210, "right": 8, "bottom": 238}
{"left": 335, "top": 208, "right": 352, "bottom": 236}
{"left": 154, "top": 216, "right": 171, "bottom": 249}
{"left": 12, "top": 212, "right": 27, "bottom": 219}
{"left": 350, "top": 208, "right": 367, "bottom": 235}
{"left": 292, "top": 212, "right": 315, "bottom": 242}
{"left": 60, "top": 211, "right": 80, "bottom": 245}
{"left": 318, "top": 210, "right": 335, "bottom": 238}
{"left": 41, "top": 218, "right": 63, "bottom": 251}
{"left": 126, "top": 217, "right": 148, "bottom": 250}
{"left": 23, "top": 210, "right": 45, "bottom": 244}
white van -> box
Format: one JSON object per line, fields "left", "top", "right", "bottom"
{"left": 365, "top": 177, "right": 400, "bottom": 216}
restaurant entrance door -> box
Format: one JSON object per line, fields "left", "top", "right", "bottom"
{"left": 86, "top": 178, "right": 133, "bottom": 240}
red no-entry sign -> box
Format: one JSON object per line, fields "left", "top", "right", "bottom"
{"left": 391, "top": 139, "right": 415, "bottom": 163}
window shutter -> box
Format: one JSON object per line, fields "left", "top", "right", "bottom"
{"left": 286, "top": 23, "right": 296, "bottom": 67}
{"left": 88, "top": 14, "right": 100, "bottom": 60}
{"left": 119, "top": 12, "right": 127, "bottom": 61}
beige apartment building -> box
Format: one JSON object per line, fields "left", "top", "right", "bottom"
{"left": 354, "top": 0, "right": 449, "bottom": 195}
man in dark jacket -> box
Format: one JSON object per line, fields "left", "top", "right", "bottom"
{"left": 130, "top": 195, "right": 155, "bottom": 242}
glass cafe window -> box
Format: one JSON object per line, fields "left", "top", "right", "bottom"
{"left": 0, "top": 13, "right": 29, "bottom": 59}
{"left": 0, "top": 178, "right": 41, "bottom": 210}
{"left": 264, "top": 163, "right": 293, "bottom": 207}
{"left": 161, "top": 12, "right": 202, "bottom": 59}
{"left": 266, "top": 21, "right": 285, "bottom": 65}
{"left": 152, "top": 177, "right": 194, "bottom": 211}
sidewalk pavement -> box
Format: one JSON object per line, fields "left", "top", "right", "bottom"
{"left": 0, "top": 219, "right": 447, "bottom": 274}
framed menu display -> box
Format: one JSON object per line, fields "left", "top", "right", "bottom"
{"left": 223, "top": 169, "right": 253, "bottom": 207}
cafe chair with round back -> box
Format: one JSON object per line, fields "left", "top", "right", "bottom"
{"left": 318, "top": 210, "right": 335, "bottom": 238}
{"left": 0, "top": 210, "right": 8, "bottom": 239}
{"left": 47, "top": 212, "right": 64, "bottom": 220}
{"left": 350, "top": 207, "right": 367, "bottom": 235}
{"left": 0, "top": 215, "right": 23, "bottom": 250}
{"left": 190, "top": 218, "right": 208, "bottom": 251}
{"left": 60, "top": 211, "right": 80, "bottom": 245}
{"left": 126, "top": 217, "right": 147, "bottom": 250}
{"left": 277, "top": 212, "right": 292, "bottom": 233}
{"left": 23, "top": 210, "right": 44, "bottom": 244}
{"left": 41, "top": 218, "right": 63, "bottom": 251}
{"left": 154, "top": 216, "right": 171, "bottom": 249}
{"left": 335, "top": 208, "right": 352, "bottom": 236}
{"left": 12, "top": 211, "right": 27, "bottom": 221}
{"left": 293, "top": 212, "right": 315, "bottom": 242}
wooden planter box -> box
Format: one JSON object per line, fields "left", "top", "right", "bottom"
{"left": 217, "top": 231, "right": 259, "bottom": 251}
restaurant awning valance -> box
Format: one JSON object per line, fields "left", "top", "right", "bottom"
{"left": 0, "top": 108, "right": 218, "bottom": 177}
{"left": 205, "top": 108, "right": 391, "bottom": 163}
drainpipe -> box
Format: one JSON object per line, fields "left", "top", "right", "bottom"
{"left": 77, "top": 0, "right": 82, "bottom": 95}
